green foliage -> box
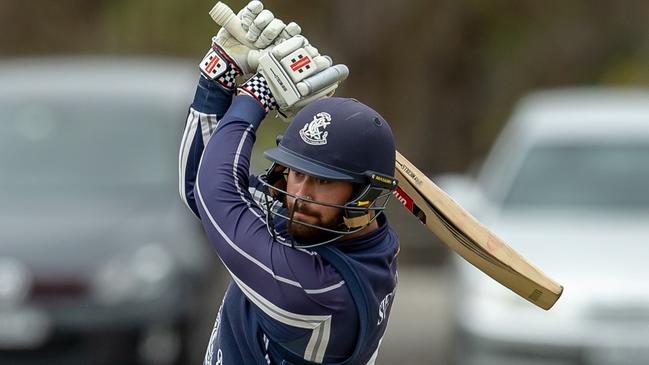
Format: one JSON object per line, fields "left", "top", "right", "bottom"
{"left": 99, "top": 0, "right": 238, "bottom": 55}
{"left": 2, "top": 0, "right": 649, "bottom": 172}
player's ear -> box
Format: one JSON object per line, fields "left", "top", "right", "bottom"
{"left": 266, "top": 163, "right": 287, "bottom": 198}
{"left": 274, "top": 174, "right": 287, "bottom": 193}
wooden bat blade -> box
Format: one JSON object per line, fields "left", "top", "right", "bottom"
{"left": 394, "top": 151, "right": 563, "bottom": 310}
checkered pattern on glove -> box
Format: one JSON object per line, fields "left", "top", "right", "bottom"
{"left": 238, "top": 73, "right": 278, "bottom": 113}
{"left": 199, "top": 44, "right": 242, "bottom": 90}
{"left": 218, "top": 67, "right": 240, "bottom": 89}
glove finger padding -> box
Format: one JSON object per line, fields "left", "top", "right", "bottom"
{"left": 245, "top": 21, "right": 299, "bottom": 71}
{"left": 271, "top": 36, "right": 308, "bottom": 59}
{"left": 246, "top": 9, "right": 274, "bottom": 43}
{"left": 276, "top": 22, "right": 302, "bottom": 44}
{"left": 311, "top": 56, "right": 332, "bottom": 73}
{"left": 239, "top": 1, "right": 264, "bottom": 32}
{"left": 296, "top": 64, "right": 348, "bottom": 96}
{"left": 254, "top": 18, "right": 286, "bottom": 49}
{"left": 279, "top": 66, "right": 348, "bottom": 119}
{"left": 283, "top": 83, "right": 339, "bottom": 118}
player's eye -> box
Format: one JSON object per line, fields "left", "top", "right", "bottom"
{"left": 288, "top": 169, "right": 303, "bottom": 178}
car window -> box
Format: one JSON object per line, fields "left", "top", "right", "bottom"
{"left": 504, "top": 143, "right": 649, "bottom": 209}
{"left": 0, "top": 98, "right": 179, "bottom": 191}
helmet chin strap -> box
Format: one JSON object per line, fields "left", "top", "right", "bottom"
{"left": 342, "top": 183, "right": 383, "bottom": 229}
{"left": 343, "top": 214, "right": 371, "bottom": 229}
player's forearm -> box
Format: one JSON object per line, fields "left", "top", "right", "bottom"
{"left": 178, "top": 76, "right": 236, "bottom": 216}
{"left": 191, "top": 74, "right": 235, "bottom": 116}
{"left": 195, "top": 94, "right": 266, "bottom": 218}
{"left": 193, "top": 94, "right": 292, "bottom": 293}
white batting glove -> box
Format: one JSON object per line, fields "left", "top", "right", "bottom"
{"left": 252, "top": 35, "right": 349, "bottom": 119}
{"left": 200, "top": 1, "right": 302, "bottom": 85}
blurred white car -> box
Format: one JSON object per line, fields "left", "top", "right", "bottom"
{"left": 440, "top": 88, "right": 649, "bottom": 365}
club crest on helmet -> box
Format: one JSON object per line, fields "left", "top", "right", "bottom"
{"left": 299, "top": 112, "right": 331, "bottom": 146}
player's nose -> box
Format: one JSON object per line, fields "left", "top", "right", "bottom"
{"left": 294, "top": 176, "right": 316, "bottom": 201}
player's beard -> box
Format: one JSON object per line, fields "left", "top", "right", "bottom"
{"left": 287, "top": 200, "right": 343, "bottom": 244}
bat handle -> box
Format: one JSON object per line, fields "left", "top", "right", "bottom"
{"left": 209, "top": 2, "right": 255, "bottom": 48}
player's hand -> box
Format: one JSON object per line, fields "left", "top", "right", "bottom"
{"left": 201, "top": 1, "right": 301, "bottom": 85}
{"left": 238, "top": 35, "right": 349, "bottom": 119}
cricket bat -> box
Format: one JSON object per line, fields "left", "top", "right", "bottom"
{"left": 394, "top": 151, "right": 563, "bottom": 310}
{"left": 208, "top": 1, "right": 564, "bottom": 310}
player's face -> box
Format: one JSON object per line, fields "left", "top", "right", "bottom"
{"left": 285, "top": 169, "right": 354, "bottom": 243}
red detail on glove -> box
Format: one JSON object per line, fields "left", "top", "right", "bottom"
{"left": 205, "top": 54, "right": 222, "bottom": 74}
{"left": 290, "top": 56, "right": 311, "bottom": 72}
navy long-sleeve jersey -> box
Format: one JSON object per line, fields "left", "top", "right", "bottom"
{"left": 179, "top": 75, "right": 399, "bottom": 365}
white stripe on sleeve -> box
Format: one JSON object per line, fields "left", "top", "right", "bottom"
{"left": 178, "top": 109, "right": 200, "bottom": 211}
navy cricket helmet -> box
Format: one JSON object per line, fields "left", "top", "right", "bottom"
{"left": 260, "top": 97, "right": 398, "bottom": 247}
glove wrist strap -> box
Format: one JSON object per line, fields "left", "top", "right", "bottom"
{"left": 238, "top": 73, "right": 278, "bottom": 113}
{"left": 199, "top": 44, "right": 242, "bottom": 90}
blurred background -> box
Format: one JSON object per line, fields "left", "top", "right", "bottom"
{"left": 2, "top": 0, "right": 649, "bottom": 364}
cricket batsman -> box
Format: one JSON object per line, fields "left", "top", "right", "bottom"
{"left": 179, "top": 2, "right": 400, "bottom": 363}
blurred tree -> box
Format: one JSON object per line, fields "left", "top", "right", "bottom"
{"left": 0, "top": 0, "right": 105, "bottom": 54}
{"left": 2, "top": 0, "right": 649, "bottom": 174}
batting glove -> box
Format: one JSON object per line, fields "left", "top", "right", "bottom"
{"left": 253, "top": 35, "right": 349, "bottom": 119}
{"left": 199, "top": 1, "right": 301, "bottom": 89}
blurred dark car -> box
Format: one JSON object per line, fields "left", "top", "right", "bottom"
{"left": 0, "top": 58, "right": 216, "bottom": 365}
{"left": 439, "top": 88, "right": 649, "bottom": 365}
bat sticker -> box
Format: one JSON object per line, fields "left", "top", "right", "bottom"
{"left": 393, "top": 186, "right": 427, "bottom": 224}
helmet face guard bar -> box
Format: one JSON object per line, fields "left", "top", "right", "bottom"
{"left": 257, "top": 168, "right": 395, "bottom": 248}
